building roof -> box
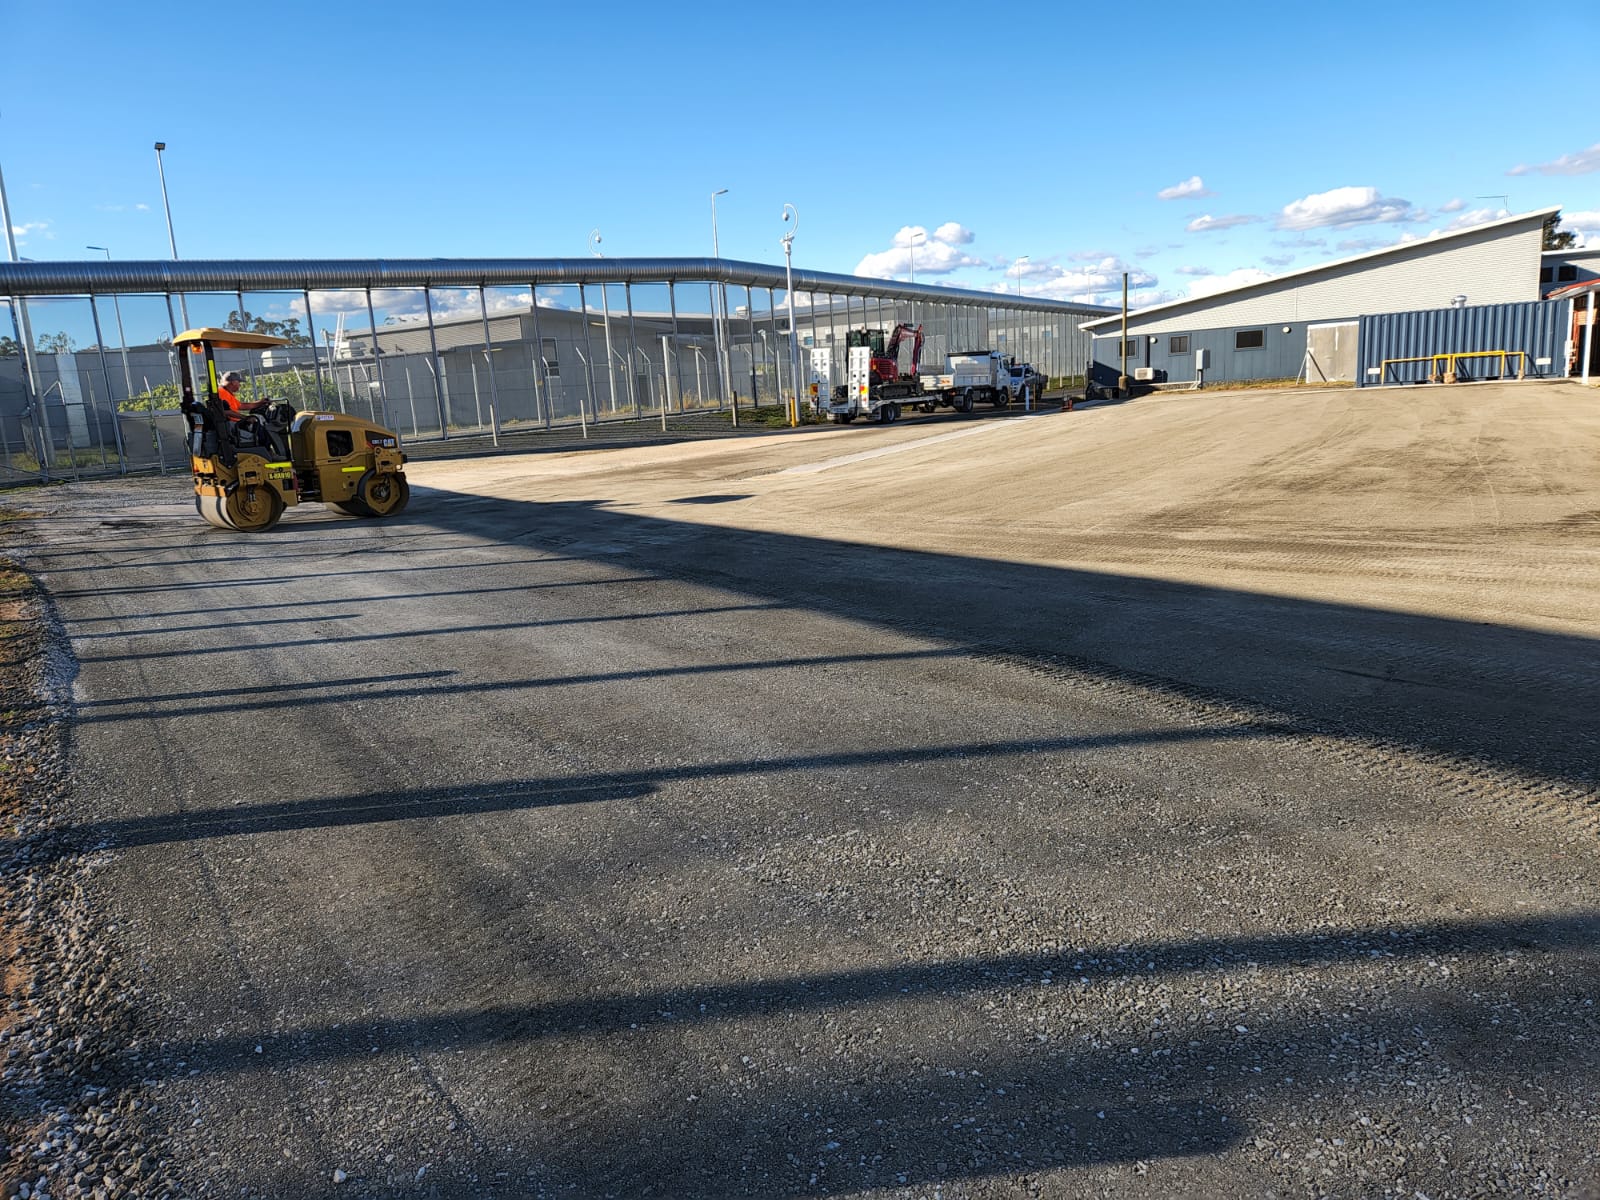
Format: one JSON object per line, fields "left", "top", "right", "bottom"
{"left": 1082, "top": 207, "right": 1559, "bottom": 332}
{"left": 1545, "top": 277, "right": 1600, "bottom": 300}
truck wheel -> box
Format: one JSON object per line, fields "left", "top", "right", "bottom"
{"left": 958, "top": 389, "right": 973, "bottom": 413}
{"left": 889, "top": 403, "right": 901, "bottom": 422}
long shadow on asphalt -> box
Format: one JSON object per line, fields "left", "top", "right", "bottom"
{"left": 30, "top": 722, "right": 1278, "bottom": 857}
{"left": 148, "top": 910, "right": 1600, "bottom": 1195}
{"left": 68, "top": 602, "right": 791, "bottom": 655}
{"left": 394, "top": 492, "right": 1600, "bottom": 795}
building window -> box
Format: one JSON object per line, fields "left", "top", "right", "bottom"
{"left": 1118, "top": 339, "right": 1140, "bottom": 359}
{"left": 1540, "top": 267, "right": 1554, "bottom": 283}
{"left": 1557, "top": 265, "right": 1578, "bottom": 282}
{"left": 1169, "top": 335, "right": 1190, "bottom": 355}
{"left": 541, "top": 337, "right": 559, "bottom": 377}
{"left": 1235, "top": 329, "right": 1265, "bottom": 350}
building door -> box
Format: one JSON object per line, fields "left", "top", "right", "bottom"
{"left": 1304, "top": 322, "right": 1358, "bottom": 382}
{"left": 1571, "top": 295, "right": 1599, "bottom": 377}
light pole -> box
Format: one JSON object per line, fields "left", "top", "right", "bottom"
{"left": 86, "top": 246, "right": 136, "bottom": 403}
{"left": 153, "top": 141, "right": 190, "bottom": 328}
{"left": 589, "top": 230, "right": 616, "bottom": 416}
{"left": 908, "top": 228, "right": 926, "bottom": 284}
{"left": 711, "top": 188, "right": 734, "bottom": 421}
{"left": 1015, "top": 255, "right": 1029, "bottom": 392}
{"left": 781, "top": 204, "right": 801, "bottom": 427}
{"left": 0, "top": 156, "right": 40, "bottom": 406}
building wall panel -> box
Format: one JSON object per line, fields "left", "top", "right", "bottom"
{"left": 1357, "top": 300, "right": 1569, "bottom": 385}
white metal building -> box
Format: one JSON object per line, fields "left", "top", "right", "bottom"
{"left": 1081, "top": 207, "right": 1557, "bottom": 386}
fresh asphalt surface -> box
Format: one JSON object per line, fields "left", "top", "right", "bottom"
{"left": 11, "top": 382, "right": 1600, "bottom": 1196}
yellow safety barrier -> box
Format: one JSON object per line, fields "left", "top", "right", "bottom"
{"left": 1378, "top": 350, "right": 1527, "bottom": 384}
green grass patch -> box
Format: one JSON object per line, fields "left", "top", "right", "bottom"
{"left": 733, "top": 404, "right": 824, "bottom": 429}
{"left": 1205, "top": 378, "right": 1354, "bottom": 392}
{"left": 7, "top": 449, "right": 123, "bottom": 474}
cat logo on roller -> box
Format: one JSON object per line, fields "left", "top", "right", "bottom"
{"left": 177, "top": 328, "right": 410, "bottom": 532}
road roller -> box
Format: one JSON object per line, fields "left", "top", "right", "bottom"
{"left": 177, "top": 328, "right": 410, "bottom": 532}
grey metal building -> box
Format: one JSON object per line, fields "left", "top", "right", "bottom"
{"left": 1541, "top": 246, "right": 1600, "bottom": 294}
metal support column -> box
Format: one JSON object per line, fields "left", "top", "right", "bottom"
{"left": 422, "top": 288, "right": 449, "bottom": 438}
{"left": 477, "top": 285, "right": 502, "bottom": 445}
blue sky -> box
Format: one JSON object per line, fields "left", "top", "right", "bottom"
{"left": 3, "top": 0, "right": 1598, "bottom": 312}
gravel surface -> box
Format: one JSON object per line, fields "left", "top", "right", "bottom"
{"left": 1, "top": 381, "right": 1598, "bottom": 1198}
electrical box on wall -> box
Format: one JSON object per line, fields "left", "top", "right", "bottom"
{"left": 1195, "top": 348, "right": 1210, "bottom": 370}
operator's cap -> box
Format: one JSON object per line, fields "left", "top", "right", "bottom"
{"left": 221, "top": 371, "right": 243, "bottom": 385}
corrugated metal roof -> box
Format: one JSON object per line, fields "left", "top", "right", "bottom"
{"left": 0, "top": 254, "right": 1116, "bottom": 317}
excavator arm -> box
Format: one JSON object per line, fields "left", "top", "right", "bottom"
{"left": 884, "top": 323, "right": 925, "bottom": 377}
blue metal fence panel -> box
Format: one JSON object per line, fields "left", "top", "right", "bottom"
{"left": 1357, "top": 300, "right": 1567, "bottom": 386}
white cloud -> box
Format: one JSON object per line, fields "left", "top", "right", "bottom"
{"left": 9, "top": 220, "right": 49, "bottom": 241}
{"left": 1335, "top": 236, "right": 1393, "bottom": 254}
{"left": 1439, "top": 198, "right": 1466, "bottom": 213}
{"left": 1276, "top": 186, "right": 1421, "bottom": 230}
{"left": 1014, "top": 256, "right": 1159, "bottom": 305}
{"left": 1557, "top": 209, "right": 1600, "bottom": 246}
{"left": 1507, "top": 142, "right": 1600, "bottom": 177}
{"left": 1273, "top": 234, "right": 1327, "bottom": 250}
{"left": 1186, "top": 213, "right": 1259, "bottom": 232}
{"left": 1261, "top": 254, "right": 1295, "bottom": 267}
{"left": 1005, "top": 256, "right": 1054, "bottom": 281}
{"left": 855, "top": 223, "right": 983, "bottom": 279}
{"left": 1187, "top": 267, "right": 1272, "bottom": 299}
{"left": 1433, "top": 206, "right": 1506, "bottom": 234}
{"left": 1175, "top": 265, "right": 1214, "bottom": 276}
{"left": 1158, "top": 175, "right": 1213, "bottom": 201}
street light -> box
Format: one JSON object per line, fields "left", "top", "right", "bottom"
{"left": 153, "top": 141, "right": 190, "bottom": 328}
{"left": 588, "top": 229, "right": 615, "bottom": 413}
{"left": 1012, "top": 256, "right": 1032, "bottom": 400}
{"left": 86, "top": 246, "right": 135, "bottom": 402}
{"left": 710, "top": 188, "right": 733, "bottom": 421}
{"left": 780, "top": 204, "right": 801, "bottom": 428}
{"left": 0, "top": 154, "right": 40, "bottom": 401}
{"left": 908, "top": 228, "right": 926, "bottom": 284}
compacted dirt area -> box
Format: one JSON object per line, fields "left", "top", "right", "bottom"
{"left": 0, "top": 380, "right": 1597, "bottom": 1198}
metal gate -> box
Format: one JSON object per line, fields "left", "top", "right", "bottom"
{"left": 1304, "top": 321, "right": 1357, "bottom": 382}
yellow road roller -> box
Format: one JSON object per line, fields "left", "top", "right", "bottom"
{"left": 178, "top": 328, "right": 410, "bottom": 532}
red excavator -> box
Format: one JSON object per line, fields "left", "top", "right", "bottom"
{"left": 846, "top": 322, "right": 924, "bottom": 402}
